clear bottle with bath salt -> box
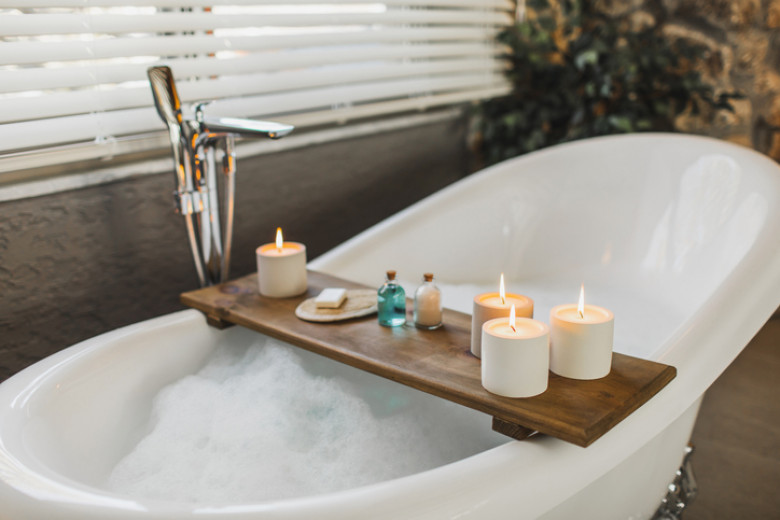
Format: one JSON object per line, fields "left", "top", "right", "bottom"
{"left": 377, "top": 270, "right": 406, "bottom": 327}
{"left": 413, "top": 273, "right": 442, "bottom": 330}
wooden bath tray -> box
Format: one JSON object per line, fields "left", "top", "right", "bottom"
{"left": 181, "top": 271, "right": 676, "bottom": 448}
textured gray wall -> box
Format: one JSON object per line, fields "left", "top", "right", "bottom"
{"left": 0, "top": 117, "right": 469, "bottom": 382}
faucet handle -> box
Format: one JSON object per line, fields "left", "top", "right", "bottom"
{"left": 192, "top": 100, "right": 214, "bottom": 124}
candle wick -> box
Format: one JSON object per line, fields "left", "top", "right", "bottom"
{"left": 501, "top": 296, "right": 505, "bottom": 305}
{"left": 510, "top": 324, "right": 516, "bottom": 333}
{"left": 578, "top": 309, "right": 584, "bottom": 319}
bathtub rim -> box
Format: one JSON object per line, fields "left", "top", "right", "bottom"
{"left": 2, "top": 132, "right": 779, "bottom": 518}
{"left": 0, "top": 306, "right": 705, "bottom": 520}
{"left": 0, "top": 305, "right": 700, "bottom": 520}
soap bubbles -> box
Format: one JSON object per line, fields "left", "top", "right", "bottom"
{"left": 107, "top": 336, "right": 499, "bottom": 504}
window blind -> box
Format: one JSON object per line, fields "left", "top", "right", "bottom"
{"left": 0, "top": 1, "right": 513, "bottom": 172}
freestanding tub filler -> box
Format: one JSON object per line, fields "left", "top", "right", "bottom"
{"left": 1, "top": 134, "right": 779, "bottom": 519}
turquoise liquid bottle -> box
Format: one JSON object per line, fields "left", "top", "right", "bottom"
{"left": 378, "top": 270, "right": 406, "bottom": 327}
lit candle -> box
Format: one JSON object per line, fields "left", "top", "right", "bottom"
{"left": 471, "top": 273, "right": 534, "bottom": 357}
{"left": 256, "top": 227, "right": 307, "bottom": 298}
{"left": 549, "top": 284, "right": 614, "bottom": 380}
{"left": 481, "top": 305, "right": 549, "bottom": 398}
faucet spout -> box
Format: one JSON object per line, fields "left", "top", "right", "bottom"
{"left": 147, "top": 65, "right": 294, "bottom": 287}
{"left": 201, "top": 116, "right": 294, "bottom": 140}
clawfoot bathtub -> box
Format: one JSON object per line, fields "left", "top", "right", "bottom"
{"left": 1, "top": 134, "right": 779, "bottom": 519}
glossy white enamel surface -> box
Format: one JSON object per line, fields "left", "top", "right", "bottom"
{"left": 1, "top": 134, "right": 778, "bottom": 519}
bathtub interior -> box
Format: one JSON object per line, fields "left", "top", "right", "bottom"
{"left": 4, "top": 310, "right": 507, "bottom": 503}
{"left": 2, "top": 313, "right": 223, "bottom": 488}
{"left": 313, "top": 135, "right": 777, "bottom": 362}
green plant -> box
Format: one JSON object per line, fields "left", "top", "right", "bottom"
{"left": 476, "top": 0, "right": 742, "bottom": 165}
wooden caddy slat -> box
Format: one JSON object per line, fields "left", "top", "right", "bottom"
{"left": 181, "top": 270, "right": 676, "bottom": 447}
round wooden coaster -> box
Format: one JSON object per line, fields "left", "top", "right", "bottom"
{"left": 295, "top": 289, "right": 377, "bottom": 322}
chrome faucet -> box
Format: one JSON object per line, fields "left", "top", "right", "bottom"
{"left": 147, "top": 66, "right": 294, "bottom": 287}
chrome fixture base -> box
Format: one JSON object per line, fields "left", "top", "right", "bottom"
{"left": 147, "top": 66, "right": 293, "bottom": 287}
{"left": 652, "top": 444, "right": 698, "bottom": 520}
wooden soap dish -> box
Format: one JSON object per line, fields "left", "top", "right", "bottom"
{"left": 295, "top": 289, "right": 377, "bottom": 322}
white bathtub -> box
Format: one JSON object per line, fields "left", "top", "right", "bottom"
{"left": 1, "top": 134, "right": 779, "bottom": 519}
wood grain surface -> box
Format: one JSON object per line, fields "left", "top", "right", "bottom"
{"left": 181, "top": 270, "right": 676, "bottom": 447}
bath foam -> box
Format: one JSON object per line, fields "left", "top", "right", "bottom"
{"left": 106, "top": 336, "right": 499, "bottom": 504}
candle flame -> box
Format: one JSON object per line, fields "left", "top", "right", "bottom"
{"left": 578, "top": 283, "right": 585, "bottom": 319}
{"left": 499, "top": 273, "right": 506, "bottom": 305}
{"left": 509, "top": 303, "right": 516, "bottom": 333}
{"left": 275, "top": 227, "right": 283, "bottom": 251}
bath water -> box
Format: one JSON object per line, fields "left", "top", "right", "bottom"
{"left": 106, "top": 335, "right": 501, "bottom": 504}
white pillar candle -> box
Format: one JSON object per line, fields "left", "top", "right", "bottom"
{"left": 549, "top": 285, "right": 614, "bottom": 380}
{"left": 471, "top": 274, "right": 533, "bottom": 358}
{"left": 256, "top": 228, "right": 307, "bottom": 298}
{"left": 481, "top": 309, "right": 549, "bottom": 398}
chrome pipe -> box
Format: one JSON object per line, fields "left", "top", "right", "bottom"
{"left": 181, "top": 145, "right": 207, "bottom": 288}
{"left": 220, "top": 136, "right": 236, "bottom": 283}
{"left": 203, "top": 144, "right": 223, "bottom": 283}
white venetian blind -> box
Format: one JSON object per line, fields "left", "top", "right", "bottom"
{"left": 0, "top": 0, "right": 513, "bottom": 172}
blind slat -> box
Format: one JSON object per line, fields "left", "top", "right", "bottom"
{"left": 1, "top": 27, "right": 501, "bottom": 65}
{"left": 1, "top": 11, "right": 511, "bottom": 37}
{"left": 0, "top": 43, "right": 505, "bottom": 93}
{"left": 282, "top": 84, "right": 510, "bottom": 127}
{"left": 213, "top": 72, "right": 508, "bottom": 119}
{"left": 5, "top": 0, "right": 512, "bottom": 8}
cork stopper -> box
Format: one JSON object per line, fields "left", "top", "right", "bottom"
{"left": 386, "top": 270, "right": 397, "bottom": 280}
{"left": 423, "top": 273, "right": 434, "bottom": 282}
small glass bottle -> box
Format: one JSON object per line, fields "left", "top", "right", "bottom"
{"left": 377, "top": 270, "right": 406, "bottom": 327}
{"left": 413, "top": 273, "right": 442, "bottom": 330}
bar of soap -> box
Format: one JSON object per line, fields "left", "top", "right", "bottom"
{"left": 315, "top": 288, "right": 347, "bottom": 309}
